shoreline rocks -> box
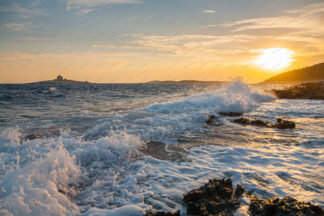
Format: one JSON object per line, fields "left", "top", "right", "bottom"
{"left": 234, "top": 117, "right": 295, "bottom": 129}
{"left": 146, "top": 178, "right": 323, "bottom": 216}
{"left": 248, "top": 194, "right": 324, "bottom": 216}
{"left": 272, "top": 81, "right": 324, "bottom": 100}
{"left": 183, "top": 178, "right": 244, "bottom": 215}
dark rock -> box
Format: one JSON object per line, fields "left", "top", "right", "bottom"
{"left": 183, "top": 178, "right": 242, "bottom": 215}
{"left": 234, "top": 117, "right": 295, "bottom": 129}
{"left": 272, "top": 118, "right": 296, "bottom": 129}
{"left": 219, "top": 112, "right": 243, "bottom": 117}
{"left": 234, "top": 184, "right": 244, "bottom": 198}
{"left": 249, "top": 194, "right": 324, "bottom": 216}
{"left": 24, "top": 133, "right": 41, "bottom": 141}
{"left": 272, "top": 81, "right": 324, "bottom": 100}
{"left": 234, "top": 117, "right": 268, "bottom": 127}
{"left": 146, "top": 210, "right": 180, "bottom": 216}
{"left": 206, "top": 115, "right": 216, "bottom": 124}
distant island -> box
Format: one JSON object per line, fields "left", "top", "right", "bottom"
{"left": 263, "top": 62, "right": 324, "bottom": 83}
{"left": 147, "top": 80, "right": 226, "bottom": 84}
{"left": 33, "top": 75, "right": 89, "bottom": 84}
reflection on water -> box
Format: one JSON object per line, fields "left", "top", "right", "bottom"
{"left": 0, "top": 82, "right": 323, "bottom": 215}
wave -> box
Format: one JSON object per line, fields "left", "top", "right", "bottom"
{"left": 0, "top": 82, "right": 277, "bottom": 215}
{"left": 85, "top": 82, "right": 274, "bottom": 141}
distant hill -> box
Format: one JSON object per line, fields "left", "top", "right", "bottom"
{"left": 263, "top": 62, "right": 324, "bottom": 83}
{"left": 33, "top": 75, "right": 89, "bottom": 84}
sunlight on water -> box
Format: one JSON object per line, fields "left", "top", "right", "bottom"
{"left": 0, "top": 82, "right": 323, "bottom": 215}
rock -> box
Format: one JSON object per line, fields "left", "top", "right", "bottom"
{"left": 139, "top": 141, "right": 168, "bottom": 160}
{"left": 24, "top": 133, "right": 41, "bottom": 141}
{"left": 206, "top": 115, "right": 216, "bottom": 124}
{"left": 272, "top": 118, "right": 296, "bottom": 129}
{"left": 183, "top": 178, "right": 242, "bottom": 215}
{"left": 234, "top": 184, "right": 245, "bottom": 198}
{"left": 218, "top": 112, "right": 243, "bottom": 117}
{"left": 146, "top": 210, "right": 180, "bottom": 216}
{"left": 234, "top": 117, "right": 295, "bottom": 129}
{"left": 272, "top": 81, "right": 324, "bottom": 100}
{"left": 139, "top": 141, "right": 187, "bottom": 161}
{"left": 234, "top": 117, "right": 268, "bottom": 127}
{"left": 249, "top": 194, "right": 324, "bottom": 216}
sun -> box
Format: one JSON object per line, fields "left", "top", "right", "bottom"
{"left": 253, "top": 48, "right": 294, "bottom": 71}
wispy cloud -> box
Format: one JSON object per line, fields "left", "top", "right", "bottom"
{"left": 5, "top": 22, "right": 32, "bottom": 32}
{"left": 1, "top": 3, "right": 45, "bottom": 19}
{"left": 202, "top": 10, "right": 216, "bottom": 14}
{"left": 65, "top": 0, "right": 141, "bottom": 11}
{"left": 210, "top": 2, "right": 324, "bottom": 34}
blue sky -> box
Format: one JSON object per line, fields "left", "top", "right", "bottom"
{"left": 0, "top": 0, "right": 323, "bottom": 83}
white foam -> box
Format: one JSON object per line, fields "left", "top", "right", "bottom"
{"left": 85, "top": 82, "right": 274, "bottom": 141}
{"left": 0, "top": 148, "right": 81, "bottom": 216}
{"left": 1, "top": 82, "right": 323, "bottom": 216}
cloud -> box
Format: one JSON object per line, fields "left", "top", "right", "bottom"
{"left": 5, "top": 22, "right": 32, "bottom": 31}
{"left": 64, "top": 0, "right": 141, "bottom": 11}
{"left": 212, "top": 2, "right": 324, "bottom": 34}
{"left": 200, "top": 2, "right": 324, "bottom": 55}
{"left": 1, "top": 3, "right": 45, "bottom": 19}
{"left": 202, "top": 10, "right": 216, "bottom": 14}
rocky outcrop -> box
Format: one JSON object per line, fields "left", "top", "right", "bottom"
{"left": 272, "top": 81, "right": 324, "bottom": 100}
{"left": 234, "top": 117, "right": 295, "bottom": 129}
{"left": 183, "top": 178, "right": 244, "bottom": 215}
{"left": 248, "top": 194, "right": 324, "bottom": 216}
{"left": 145, "top": 178, "right": 324, "bottom": 216}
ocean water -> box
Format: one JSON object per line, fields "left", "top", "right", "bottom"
{"left": 0, "top": 82, "right": 323, "bottom": 216}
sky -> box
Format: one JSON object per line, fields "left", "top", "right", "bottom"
{"left": 0, "top": 0, "right": 324, "bottom": 83}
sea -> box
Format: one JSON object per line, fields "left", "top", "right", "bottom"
{"left": 0, "top": 82, "right": 323, "bottom": 215}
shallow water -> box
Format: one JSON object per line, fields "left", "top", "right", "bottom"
{"left": 0, "top": 82, "right": 323, "bottom": 215}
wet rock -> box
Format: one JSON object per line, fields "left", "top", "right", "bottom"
{"left": 234, "top": 117, "right": 268, "bottom": 127}
{"left": 139, "top": 141, "right": 187, "bottom": 161}
{"left": 183, "top": 178, "right": 242, "bottom": 215}
{"left": 139, "top": 141, "right": 168, "bottom": 160}
{"left": 272, "top": 118, "right": 296, "bottom": 129}
{"left": 234, "top": 117, "right": 295, "bottom": 129}
{"left": 234, "top": 184, "right": 245, "bottom": 198}
{"left": 24, "top": 133, "right": 41, "bottom": 141}
{"left": 219, "top": 112, "right": 243, "bottom": 117}
{"left": 146, "top": 210, "right": 180, "bottom": 216}
{"left": 206, "top": 115, "right": 216, "bottom": 124}
{"left": 249, "top": 194, "right": 324, "bottom": 216}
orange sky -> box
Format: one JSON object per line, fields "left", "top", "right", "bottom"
{"left": 0, "top": 0, "right": 324, "bottom": 83}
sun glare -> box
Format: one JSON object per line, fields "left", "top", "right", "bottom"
{"left": 254, "top": 48, "right": 294, "bottom": 71}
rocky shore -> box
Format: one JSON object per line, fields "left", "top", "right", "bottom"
{"left": 146, "top": 178, "right": 324, "bottom": 216}
{"left": 272, "top": 81, "right": 324, "bottom": 100}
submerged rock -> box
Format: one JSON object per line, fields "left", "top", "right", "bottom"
{"left": 24, "top": 133, "right": 41, "bottom": 141}
{"left": 234, "top": 117, "right": 268, "bottom": 127}
{"left": 272, "top": 118, "right": 296, "bottom": 129}
{"left": 218, "top": 112, "right": 243, "bottom": 117}
{"left": 183, "top": 178, "right": 243, "bottom": 215}
{"left": 139, "top": 141, "right": 187, "bottom": 161}
{"left": 249, "top": 194, "right": 324, "bottom": 216}
{"left": 206, "top": 115, "right": 216, "bottom": 124}
{"left": 146, "top": 210, "right": 180, "bottom": 216}
{"left": 234, "top": 117, "right": 295, "bottom": 129}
